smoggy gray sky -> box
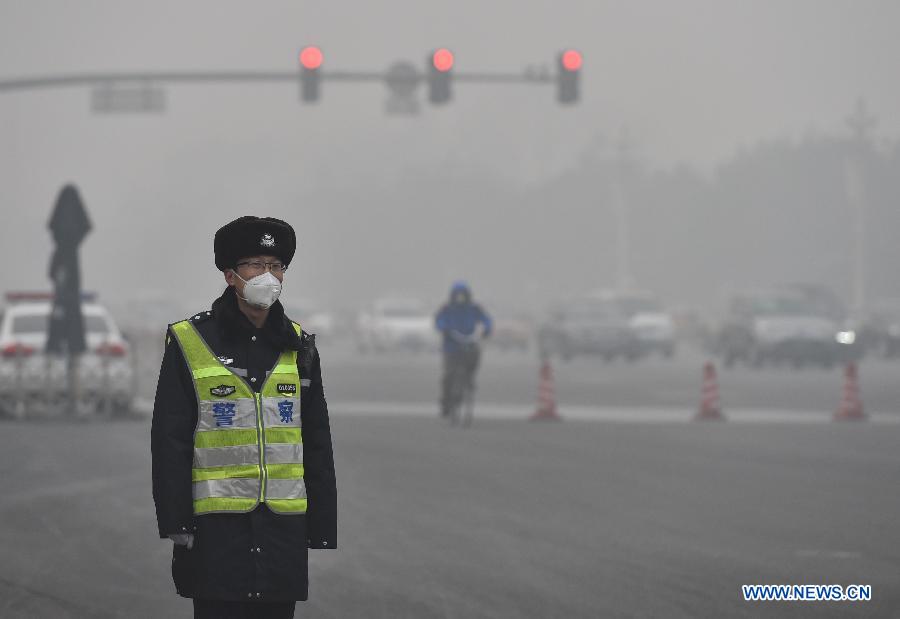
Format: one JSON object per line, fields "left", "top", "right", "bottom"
{"left": 1, "top": 1, "right": 899, "bottom": 314}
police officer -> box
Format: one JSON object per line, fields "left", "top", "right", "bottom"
{"left": 152, "top": 216, "right": 337, "bottom": 619}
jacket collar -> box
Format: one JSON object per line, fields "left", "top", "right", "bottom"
{"left": 212, "top": 287, "right": 302, "bottom": 351}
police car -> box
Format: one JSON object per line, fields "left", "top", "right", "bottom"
{"left": 0, "top": 292, "right": 135, "bottom": 417}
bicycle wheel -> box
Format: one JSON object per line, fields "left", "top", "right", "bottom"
{"left": 455, "top": 363, "right": 477, "bottom": 428}
{"left": 447, "top": 365, "right": 465, "bottom": 426}
{"left": 461, "top": 382, "right": 474, "bottom": 427}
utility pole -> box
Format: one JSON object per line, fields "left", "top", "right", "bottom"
{"left": 612, "top": 128, "right": 634, "bottom": 291}
{"left": 845, "top": 98, "right": 876, "bottom": 317}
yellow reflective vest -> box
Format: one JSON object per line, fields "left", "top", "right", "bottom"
{"left": 169, "top": 320, "right": 307, "bottom": 516}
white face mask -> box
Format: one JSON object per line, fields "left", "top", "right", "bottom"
{"left": 233, "top": 270, "right": 282, "bottom": 309}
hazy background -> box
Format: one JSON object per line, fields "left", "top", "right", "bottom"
{"left": 2, "top": 0, "right": 900, "bottom": 321}
{"left": 4, "top": 4, "right": 900, "bottom": 618}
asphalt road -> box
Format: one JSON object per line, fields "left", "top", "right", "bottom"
{"left": 127, "top": 336, "right": 900, "bottom": 416}
{"left": 316, "top": 340, "right": 900, "bottom": 416}
{"left": 1, "top": 414, "right": 898, "bottom": 618}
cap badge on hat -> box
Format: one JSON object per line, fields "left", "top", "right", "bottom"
{"left": 260, "top": 233, "right": 276, "bottom": 248}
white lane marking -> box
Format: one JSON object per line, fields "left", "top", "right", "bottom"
{"left": 329, "top": 401, "right": 900, "bottom": 424}
{"left": 795, "top": 549, "right": 863, "bottom": 559}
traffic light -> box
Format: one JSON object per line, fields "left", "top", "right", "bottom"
{"left": 427, "top": 48, "right": 454, "bottom": 104}
{"left": 299, "top": 46, "right": 323, "bottom": 103}
{"left": 557, "top": 49, "right": 581, "bottom": 104}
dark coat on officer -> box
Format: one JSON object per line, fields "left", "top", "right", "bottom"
{"left": 151, "top": 287, "right": 337, "bottom": 603}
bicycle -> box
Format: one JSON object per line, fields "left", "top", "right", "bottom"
{"left": 444, "top": 331, "right": 481, "bottom": 427}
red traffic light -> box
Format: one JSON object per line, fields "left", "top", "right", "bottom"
{"left": 432, "top": 48, "right": 454, "bottom": 72}
{"left": 300, "top": 46, "right": 323, "bottom": 70}
{"left": 561, "top": 49, "right": 582, "bottom": 72}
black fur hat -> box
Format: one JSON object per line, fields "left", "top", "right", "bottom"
{"left": 214, "top": 216, "right": 296, "bottom": 271}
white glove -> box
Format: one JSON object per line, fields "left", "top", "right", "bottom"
{"left": 169, "top": 533, "right": 194, "bottom": 549}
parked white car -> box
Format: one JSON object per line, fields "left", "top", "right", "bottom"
{"left": 0, "top": 293, "right": 136, "bottom": 417}
{"left": 283, "top": 303, "right": 337, "bottom": 341}
{"left": 355, "top": 297, "right": 439, "bottom": 353}
{"left": 591, "top": 290, "right": 677, "bottom": 358}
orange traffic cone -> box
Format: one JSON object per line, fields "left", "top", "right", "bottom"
{"left": 530, "top": 359, "right": 562, "bottom": 421}
{"left": 695, "top": 361, "right": 725, "bottom": 421}
{"left": 834, "top": 362, "right": 866, "bottom": 421}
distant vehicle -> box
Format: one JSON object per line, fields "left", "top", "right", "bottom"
{"left": 108, "top": 289, "right": 192, "bottom": 335}
{"left": 668, "top": 305, "right": 712, "bottom": 348}
{"left": 486, "top": 315, "right": 533, "bottom": 353}
{"left": 538, "top": 297, "right": 637, "bottom": 362}
{"left": 593, "top": 290, "right": 677, "bottom": 359}
{"left": 714, "top": 287, "right": 861, "bottom": 369}
{"left": 0, "top": 292, "right": 136, "bottom": 417}
{"left": 355, "top": 297, "right": 439, "bottom": 353}
{"left": 858, "top": 301, "right": 900, "bottom": 359}
{"left": 283, "top": 303, "right": 337, "bottom": 340}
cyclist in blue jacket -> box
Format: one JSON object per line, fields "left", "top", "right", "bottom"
{"left": 434, "top": 281, "right": 493, "bottom": 417}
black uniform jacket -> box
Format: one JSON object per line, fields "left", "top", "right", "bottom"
{"left": 151, "top": 287, "right": 337, "bottom": 602}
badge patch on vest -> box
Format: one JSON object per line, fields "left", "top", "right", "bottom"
{"left": 278, "top": 401, "right": 294, "bottom": 423}
{"left": 277, "top": 383, "right": 297, "bottom": 395}
{"left": 212, "top": 402, "right": 237, "bottom": 427}
{"left": 210, "top": 384, "right": 236, "bottom": 397}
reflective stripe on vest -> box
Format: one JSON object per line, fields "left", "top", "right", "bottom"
{"left": 170, "top": 319, "right": 307, "bottom": 516}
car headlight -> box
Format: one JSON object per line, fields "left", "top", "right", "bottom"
{"left": 835, "top": 331, "right": 856, "bottom": 345}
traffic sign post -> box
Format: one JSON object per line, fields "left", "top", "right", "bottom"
{"left": 383, "top": 61, "right": 419, "bottom": 115}
{"left": 46, "top": 184, "right": 92, "bottom": 415}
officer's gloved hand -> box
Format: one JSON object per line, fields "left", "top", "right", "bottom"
{"left": 168, "top": 533, "right": 195, "bottom": 549}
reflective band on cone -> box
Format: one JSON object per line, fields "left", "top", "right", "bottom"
{"left": 834, "top": 362, "right": 866, "bottom": 421}
{"left": 695, "top": 361, "right": 725, "bottom": 421}
{"left": 530, "top": 359, "right": 562, "bottom": 421}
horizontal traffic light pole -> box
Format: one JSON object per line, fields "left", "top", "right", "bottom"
{"left": 0, "top": 69, "right": 554, "bottom": 93}
{"left": 0, "top": 71, "right": 321, "bottom": 92}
